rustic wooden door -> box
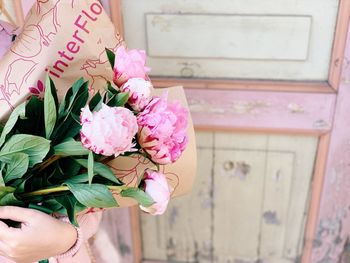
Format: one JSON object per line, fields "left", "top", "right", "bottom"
{"left": 4, "top": 1, "right": 350, "bottom": 262}
{"left": 101, "top": 1, "right": 350, "bottom": 263}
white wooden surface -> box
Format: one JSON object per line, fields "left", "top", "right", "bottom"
{"left": 121, "top": 0, "right": 339, "bottom": 81}
{"left": 146, "top": 14, "right": 311, "bottom": 60}
{"left": 140, "top": 132, "right": 318, "bottom": 262}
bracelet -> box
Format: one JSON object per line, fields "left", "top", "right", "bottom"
{"left": 54, "top": 217, "right": 84, "bottom": 259}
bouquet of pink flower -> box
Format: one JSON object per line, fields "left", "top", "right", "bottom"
{"left": 0, "top": 46, "right": 189, "bottom": 225}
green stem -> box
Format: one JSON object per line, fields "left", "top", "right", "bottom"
{"left": 20, "top": 185, "right": 128, "bottom": 198}
{"left": 29, "top": 155, "right": 62, "bottom": 175}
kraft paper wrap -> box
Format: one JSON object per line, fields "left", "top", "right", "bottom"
{"left": 0, "top": 0, "right": 196, "bottom": 207}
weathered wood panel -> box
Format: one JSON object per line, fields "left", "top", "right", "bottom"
{"left": 141, "top": 132, "right": 213, "bottom": 262}
{"left": 91, "top": 208, "right": 134, "bottom": 263}
{"left": 213, "top": 147, "right": 266, "bottom": 261}
{"left": 146, "top": 14, "right": 311, "bottom": 60}
{"left": 121, "top": 0, "right": 339, "bottom": 81}
{"left": 140, "top": 132, "right": 318, "bottom": 263}
{"left": 185, "top": 89, "right": 336, "bottom": 134}
{"left": 259, "top": 151, "right": 294, "bottom": 262}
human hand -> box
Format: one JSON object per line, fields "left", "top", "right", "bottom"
{"left": 0, "top": 206, "right": 77, "bottom": 263}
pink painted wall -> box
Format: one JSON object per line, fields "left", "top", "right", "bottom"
{"left": 311, "top": 23, "right": 350, "bottom": 262}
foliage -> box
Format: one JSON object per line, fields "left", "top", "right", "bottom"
{"left": 0, "top": 76, "right": 153, "bottom": 225}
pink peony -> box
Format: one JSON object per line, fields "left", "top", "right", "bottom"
{"left": 113, "top": 46, "right": 151, "bottom": 86}
{"left": 137, "top": 93, "right": 189, "bottom": 164}
{"left": 80, "top": 104, "right": 138, "bottom": 157}
{"left": 140, "top": 170, "right": 171, "bottom": 215}
{"left": 120, "top": 78, "right": 153, "bottom": 112}
{"left": 0, "top": 20, "right": 16, "bottom": 59}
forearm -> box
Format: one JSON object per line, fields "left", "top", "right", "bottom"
{"left": 53, "top": 221, "right": 78, "bottom": 257}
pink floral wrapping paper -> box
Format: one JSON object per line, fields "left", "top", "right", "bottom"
{"left": 0, "top": 0, "right": 197, "bottom": 207}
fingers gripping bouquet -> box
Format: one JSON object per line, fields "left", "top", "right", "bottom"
{"left": 0, "top": 47, "right": 189, "bottom": 225}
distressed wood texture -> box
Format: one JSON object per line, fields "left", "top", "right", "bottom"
{"left": 140, "top": 132, "right": 318, "bottom": 262}
{"left": 185, "top": 89, "right": 336, "bottom": 135}
{"left": 146, "top": 14, "right": 312, "bottom": 60}
{"left": 121, "top": 0, "right": 338, "bottom": 81}
{"left": 91, "top": 208, "right": 135, "bottom": 263}
{"left": 307, "top": 20, "right": 350, "bottom": 263}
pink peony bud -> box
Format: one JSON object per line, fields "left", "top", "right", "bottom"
{"left": 0, "top": 20, "right": 16, "bottom": 59}
{"left": 120, "top": 78, "right": 153, "bottom": 112}
{"left": 137, "top": 93, "right": 189, "bottom": 164}
{"left": 113, "top": 46, "right": 151, "bottom": 87}
{"left": 140, "top": 170, "right": 171, "bottom": 215}
{"left": 80, "top": 104, "right": 138, "bottom": 157}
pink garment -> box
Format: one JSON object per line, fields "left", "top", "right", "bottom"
{"left": 0, "top": 21, "right": 16, "bottom": 59}
{"left": 0, "top": 212, "right": 103, "bottom": 263}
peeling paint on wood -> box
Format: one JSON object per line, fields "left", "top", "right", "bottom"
{"left": 311, "top": 20, "right": 350, "bottom": 263}
{"left": 141, "top": 132, "right": 317, "bottom": 263}
{"left": 185, "top": 89, "right": 336, "bottom": 133}
{"left": 263, "top": 211, "right": 281, "bottom": 225}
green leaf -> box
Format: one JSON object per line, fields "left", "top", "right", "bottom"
{"left": 58, "top": 78, "right": 85, "bottom": 118}
{"left": 65, "top": 173, "right": 89, "bottom": 184}
{"left": 54, "top": 140, "right": 89, "bottom": 156}
{"left": 47, "top": 77, "right": 59, "bottom": 109}
{"left": 39, "top": 259, "right": 49, "bottom": 263}
{"left": 74, "top": 159, "right": 123, "bottom": 185}
{"left": 0, "top": 187, "right": 23, "bottom": 206}
{"left": 0, "top": 134, "right": 50, "bottom": 167}
{"left": 0, "top": 193, "right": 23, "bottom": 206}
{"left": 70, "top": 82, "right": 89, "bottom": 116}
{"left": 59, "top": 158, "right": 81, "bottom": 179}
{"left": 44, "top": 76, "right": 57, "bottom": 139}
{"left": 106, "top": 81, "right": 119, "bottom": 95}
{"left": 105, "top": 48, "right": 115, "bottom": 69}
{"left": 121, "top": 188, "right": 154, "bottom": 207}
{"left": 16, "top": 97, "right": 44, "bottom": 136}
{"left": 28, "top": 203, "right": 53, "bottom": 214}
{"left": 66, "top": 183, "right": 118, "bottom": 208}
{"left": 59, "top": 117, "right": 81, "bottom": 140}
{"left": 0, "top": 169, "right": 4, "bottom": 187}
{"left": 55, "top": 195, "right": 79, "bottom": 226}
{"left": 0, "top": 103, "right": 26, "bottom": 147}
{"left": 42, "top": 198, "right": 63, "bottom": 212}
{"left": 0, "top": 186, "right": 15, "bottom": 198}
{"left": 88, "top": 151, "right": 94, "bottom": 185}
{"left": 52, "top": 81, "right": 88, "bottom": 143}
{"left": 89, "top": 91, "right": 103, "bottom": 111}
{"left": 115, "top": 92, "right": 129, "bottom": 107}
{"left": 2, "top": 153, "right": 29, "bottom": 182}
{"left": 58, "top": 89, "right": 72, "bottom": 118}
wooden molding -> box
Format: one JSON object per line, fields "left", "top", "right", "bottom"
{"left": 185, "top": 88, "right": 336, "bottom": 134}
{"left": 130, "top": 206, "right": 142, "bottom": 263}
{"left": 152, "top": 77, "right": 335, "bottom": 94}
{"left": 109, "top": 1, "right": 350, "bottom": 93}
{"left": 301, "top": 133, "right": 331, "bottom": 263}
{"left": 328, "top": 0, "right": 350, "bottom": 90}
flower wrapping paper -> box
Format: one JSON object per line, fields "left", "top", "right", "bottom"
{"left": 0, "top": 0, "right": 197, "bottom": 207}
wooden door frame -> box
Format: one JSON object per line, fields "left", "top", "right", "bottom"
{"left": 116, "top": 1, "right": 350, "bottom": 262}
{"left": 110, "top": 0, "right": 350, "bottom": 94}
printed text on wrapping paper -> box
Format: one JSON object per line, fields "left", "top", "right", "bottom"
{"left": 44, "top": 1, "right": 103, "bottom": 78}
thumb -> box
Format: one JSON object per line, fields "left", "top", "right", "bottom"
{"left": 0, "top": 206, "right": 34, "bottom": 223}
